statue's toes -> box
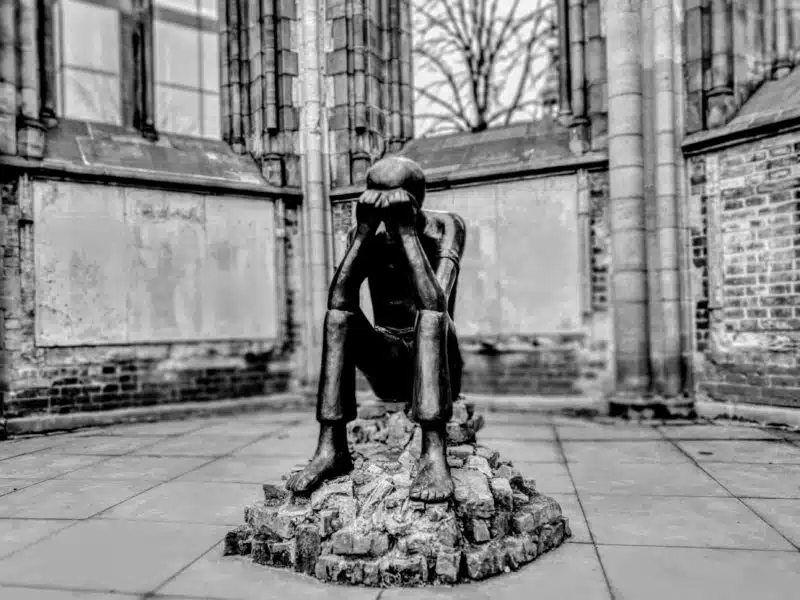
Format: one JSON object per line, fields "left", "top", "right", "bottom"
{"left": 294, "top": 474, "right": 314, "bottom": 492}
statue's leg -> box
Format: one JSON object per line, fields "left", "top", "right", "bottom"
{"left": 407, "top": 310, "right": 460, "bottom": 502}
{"left": 316, "top": 308, "right": 363, "bottom": 423}
{"left": 287, "top": 247, "right": 370, "bottom": 493}
{"left": 410, "top": 310, "right": 454, "bottom": 423}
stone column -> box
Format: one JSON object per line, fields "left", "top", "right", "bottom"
{"left": 568, "top": 0, "right": 589, "bottom": 154}
{"left": 0, "top": 0, "right": 17, "bottom": 155}
{"left": 39, "top": 0, "right": 57, "bottom": 127}
{"left": 773, "top": 0, "right": 793, "bottom": 78}
{"left": 556, "top": 0, "right": 572, "bottom": 122}
{"left": 650, "top": 0, "right": 685, "bottom": 398}
{"left": 584, "top": 0, "right": 607, "bottom": 150}
{"left": 706, "top": 0, "right": 735, "bottom": 128}
{"left": 133, "top": 0, "right": 157, "bottom": 139}
{"left": 0, "top": 0, "right": 45, "bottom": 158}
{"left": 300, "top": 0, "right": 333, "bottom": 387}
{"left": 605, "top": 0, "right": 650, "bottom": 398}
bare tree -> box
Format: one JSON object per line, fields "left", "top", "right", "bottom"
{"left": 413, "top": 0, "right": 558, "bottom": 137}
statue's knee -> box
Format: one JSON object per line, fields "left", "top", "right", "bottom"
{"left": 415, "top": 309, "right": 449, "bottom": 339}
{"left": 327, "top": 279, "right": 356, "bottom": 311}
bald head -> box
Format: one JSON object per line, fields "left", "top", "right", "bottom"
{"left": 365, "top": 155, "right": 426, "bottom": 209}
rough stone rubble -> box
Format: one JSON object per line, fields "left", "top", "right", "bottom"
{"left": 225, "top": 399, "right": 570, "bottom": 586}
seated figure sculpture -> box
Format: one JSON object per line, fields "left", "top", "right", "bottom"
{"left": 286, "top": 155, "right": 466, "bottom": 502}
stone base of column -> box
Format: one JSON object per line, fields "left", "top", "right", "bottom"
{"left": 16, "top": 117, "right": 45, "bottom": 159}
{"left": 608, "top": 390, "right": 695, "bottom": 420}
{"left": 569, "top": 118, "right": 590, "bottom": 155}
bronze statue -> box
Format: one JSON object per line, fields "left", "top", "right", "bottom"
{"left": 286, "top": 156, "right": 466, "bottom": 501}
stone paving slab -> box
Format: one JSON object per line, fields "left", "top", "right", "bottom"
{"left": 657, "top": 424, "right": 784, "bottom": 440}
{"left": 54, "top": 436, "right": 167, "bottom": 456}
{"left": 0, "top": 520, "right": 228, "bottom": 594}
{"left": 100, "top": 481, "right": 261, "bottom": 526}
{"left": 561, "top": 440, "right": 691, "bottom": 464}
{"left": 0, "top": 453, "right": 108, "bottom": 479}
{"left": 515, "top": 461, "right": 575, "bottom": 494}
{"left": 675, "top": 440, "right": 800, "bottom": 464}
{"left": 556, "top": 424, "right": 664, "bottom": 440}
{"left": 0, "top": 436, "right": 68, "bottom": 459}
{"left": 470, "top": 439, "right": 562, "bottom": 463}
{"left": 478, "top": 424, "right": 556, "bottom": 441}
{"left": 741, "top": 499, "right": 800, "bottom": 546}
{"left": 567, "top": 460, "right": 729, "bottom": 496}
{"left": 176, "top": 456, "right": 308, "bottom": 485}
{"left": 0, "top": 411, "right": 798, "bottom": 599}
{"left": 546, "top": 493, "right": 591, "bottom": 543}
{"left": 700, "top": 462, "right": 800, "bottom": 498}
{"left": 580, "top": 495, "right": 795, "bottom": 550}
{"left": 0, "top": 479, "right": 37, "bottom": 497}
{"left": 0, "top": 479, "right": 158, "bottom": 519}
{"left": 598, "top": 545, "right": 800, "bottom": 600}
{"left": 0, "top": 587, "right": 139, "bottom": 599}
{"left": 59, "top": 456, "right": 211, "bottom": 481}
{"left": 132, "top": 435, "right": 263, "bottom": 457}
{"left": 0, "top": 519, "right": 74, "bottom": 559}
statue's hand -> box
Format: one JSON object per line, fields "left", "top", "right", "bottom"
{"left": 355, "top": 195, "right": 382, "bottom": 231}
{"left": 385, "top": 199, "right": 418, "bottom": 231}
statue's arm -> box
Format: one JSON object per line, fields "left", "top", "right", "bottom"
{"left": 433, "top": 213, "right": 466, "bottom": 304}
{"left": 390, "top": 209, "right": 452, "bottom": 312}
{"left": 327, "top": 215, "right": 377, "bottom": 310}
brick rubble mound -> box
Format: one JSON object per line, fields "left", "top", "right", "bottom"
{"left": 225, "top": 398, "right": 570, "bottom": 586}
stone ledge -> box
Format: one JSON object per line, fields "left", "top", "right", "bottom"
{"left": 2, "top": 393, "right": 311, "bottom": 436}
{"left": 696, "top": 400, "right": 800, "bottom": 429}
{"left": 468, "top": 394, "right": 607, "bottom": 415}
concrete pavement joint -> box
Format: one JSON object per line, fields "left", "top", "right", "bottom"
{"left": 552, "top": 422, "right": 618, "bottom": 600}
{"left": 0, "top": 581, "right": 142, "bottom": 596}
{"left": 661, "top": 436, "right": 800, "bottom": 552}
{"left": 145, "top": 540, "right": 226, "bottom": 599}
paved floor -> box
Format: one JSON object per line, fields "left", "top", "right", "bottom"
{"left": 0, "top": 410, "right": 799, "bottom": 599}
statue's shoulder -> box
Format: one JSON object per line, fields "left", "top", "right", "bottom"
{"left": 420, "top": 209, "right": 466, "bottom": 258}
{"left": 421, "top": 209, "right": 466, "bottom": 233}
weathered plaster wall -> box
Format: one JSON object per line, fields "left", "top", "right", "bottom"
{"left": 1, "top": 176, "right": 301, "bottom": 419}
{"left": 688, "top": 130, "right": 800, "bottom": 409}
{"left": 33, "top": 180, "right": 279, "bottom": 345}
{"left": 331, "top": 170, "right": 613, "bottom": 397}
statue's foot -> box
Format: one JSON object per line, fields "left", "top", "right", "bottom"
{"left": 286, "top": 450, "right": 353, "bottom": 493}
{"left": 409, "top": 449, "right": 453, "bottom": 502}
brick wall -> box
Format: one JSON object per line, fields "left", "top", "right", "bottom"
{"left": 0, "top": 177, "right": 302, "bottom": 420}
{"left": 688, "top": 131, "right": 800, "bottom": 409}
{"left": 330, "top": 170, "right": 614, "bottom": 397}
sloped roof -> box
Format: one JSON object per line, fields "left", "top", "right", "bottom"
{"left": 41, "top": 119, "right": 268, "bottom": 188}
{"left": 730, "top": 67, "right": 800, "bottom": 126}
{"left": 685, "top": 67, "right": 800, "bottom": 151}
{"left": 400, "top": 118, "right": 574, "bottom": 179}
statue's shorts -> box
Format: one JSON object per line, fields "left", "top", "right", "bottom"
{"left": 316, "top": 309, "right": 462, "bottom": 425}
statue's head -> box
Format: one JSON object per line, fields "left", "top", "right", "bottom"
{"left": 364, "top": 155, "right": 426, "bottom": 209}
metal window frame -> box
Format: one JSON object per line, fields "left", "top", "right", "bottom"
{"left": 51, "top": 0, "right": 219, "bottom": 139}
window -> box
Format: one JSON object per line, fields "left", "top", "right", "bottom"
{"left": 54, "top": 0, "right": 221, "bottom": 139}
{"left": 56, "top": 0, "right": 123, "bottom": 125}
{"left": 153, "top": 0, "right": 220, "bottom": 138}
